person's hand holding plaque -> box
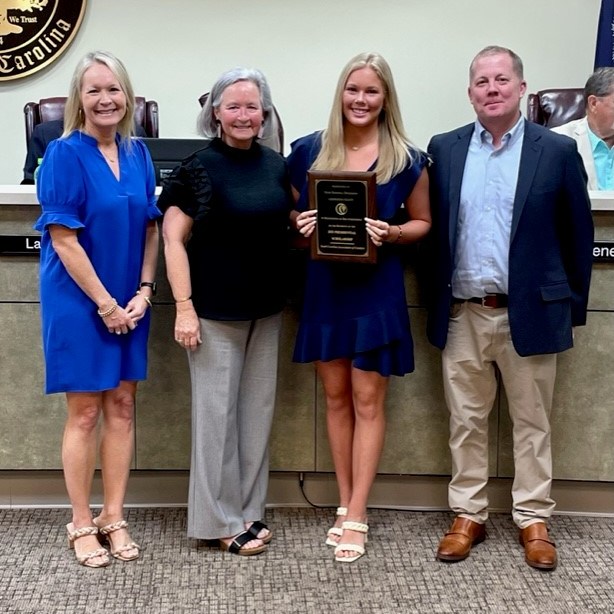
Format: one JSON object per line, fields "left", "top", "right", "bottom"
{"left": 295, "top": 209, "right": 317, "bottom": 237}
{"left": 297, "top": 209, "right": 399, "bottom": 248}
{"left": 365, "top": 217, "right": 401, "bottom": 247}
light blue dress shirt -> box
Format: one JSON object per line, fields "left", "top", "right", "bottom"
{"left": 587, "top": 126, "right": 614, "bottom": 190}
{"left": 452, "top": 116, "right": 524, "bottom": 299}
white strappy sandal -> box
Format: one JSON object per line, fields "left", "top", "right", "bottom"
{"left": 94, "top": 518, "right": 141, "bottom": 561}
{"left": 334, "top": 520, "right": 369, "bottom": 563}
{"left": 66, "top": 523, "right": 110, "bottom": 568}
{"left": 325, "top": 506, "right": 347, "bottom": 546}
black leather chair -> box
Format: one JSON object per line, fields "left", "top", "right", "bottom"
{"left": 526, "top": 88, "right": 585, "bottom": 128}
{"left": 198, "top": 92, "right": 284, "bottom": 153}
{"left": 23, "top": 96, "right": 159, "bottom": 142}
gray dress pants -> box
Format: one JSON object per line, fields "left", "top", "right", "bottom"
{"left": 186, "top": 312, "right": 282, "bottom": 539}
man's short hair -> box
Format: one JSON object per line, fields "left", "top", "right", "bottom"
{"left": 585, "top": 67, "right": 614, "bottom": 104}
{"left": 469, "top": 45, "right": 524, "bottom": 81}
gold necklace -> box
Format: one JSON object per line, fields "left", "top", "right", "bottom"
{"left": 99, "top": 146, "right": 117, "bottom": 163}
{"left": 347, "top": 141, "right": 376, "bottom": 152}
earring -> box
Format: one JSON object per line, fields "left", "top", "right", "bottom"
{"left": 257, "top": 121, "right": 265, "bottom": 140}
{"left": 216, "top": 120, "right": 221, "bottom": 139}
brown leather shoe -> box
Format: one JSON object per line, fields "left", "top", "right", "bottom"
{"left": 519, "top": 522, "right": 557, "bottom": 571}
{"left": 436, "top": 517, "right": 486, "bottom": 562}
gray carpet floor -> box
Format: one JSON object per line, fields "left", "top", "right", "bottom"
{"left": 1, "top": 507, "right": 612, "bottom": 613}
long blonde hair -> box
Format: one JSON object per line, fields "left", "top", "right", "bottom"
{"left": 63, "top": 51, "right": 136, "bottom": 142}
{"left": 311, "top": 52, "right": 417, "bottom": 184}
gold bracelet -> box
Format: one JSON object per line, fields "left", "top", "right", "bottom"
{"left": 136, "top": 290, "right": 152, "bottom": 308}
{"left": 97, "top": 299, "right": 118, "bottom": 318}
{"left": 394, "top": 225, "right": 403, "bottom": 244}
{"left": 174, "top": 296, "right": 192, "bottom": 303}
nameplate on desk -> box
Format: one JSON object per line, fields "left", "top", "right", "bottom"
{"left": 0, "top": 235, "right": 41, "bottom": 256}
{"left": 593, "top": 241, "right": 614, "bottom": 262}
{"left": 589, "top": 191, "right": 614, "bottom": 211}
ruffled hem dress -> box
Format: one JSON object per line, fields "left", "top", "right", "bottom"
{"left": 34, "top": 131, "right": 161, "bottom": 393}
{"left": 287, "top": 131, "right": 427, "bottom": 377}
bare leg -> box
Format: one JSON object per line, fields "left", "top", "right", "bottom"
{"left": 63, "top": 391, "right": 106, "bottom": 564}
{"left": 338, "top": 366, "right": 388, "bottom": 558}
{"left": 96, "top": 381, "right": 138, "bottom": 558}
{"left": 317, "top": 359, "right": 355, "bottom": 539}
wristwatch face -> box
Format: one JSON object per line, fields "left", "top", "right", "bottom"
{"left": 140, "top": 281, "right": 157, "bottom": 295}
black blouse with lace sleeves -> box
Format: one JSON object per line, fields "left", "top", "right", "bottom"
{"left": 157, "top": 137, "right": 293, "bottom": 321}
{"left": 157, "top": 154, "right": 213, "bottom": 221}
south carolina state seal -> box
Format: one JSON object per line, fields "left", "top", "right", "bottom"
{"left": 0, "top": 0, "right": 87, "bottom": 81}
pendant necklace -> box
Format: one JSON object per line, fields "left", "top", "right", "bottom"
{"left": 100, "top": 146, "right": 117, "bottom": 163}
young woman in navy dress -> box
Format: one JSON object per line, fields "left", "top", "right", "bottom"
{"left": 289, "top": 52, "right": 431, "bottom": 562}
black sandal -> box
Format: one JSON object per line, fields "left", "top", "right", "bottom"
{"left": 246, "top": 521, "right": 273, "bottom": 544}
{"left": 219, "top": 530, "right": 267, "bottom": 556}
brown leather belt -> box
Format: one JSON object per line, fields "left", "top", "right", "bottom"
{"left": 453, "top": 294, "right": 508, "bottom": 308}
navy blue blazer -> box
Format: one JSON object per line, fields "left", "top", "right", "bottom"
{"left": 425, "top": 119, "right": 594, "bottom": 357}
{"left": 22, "top": 120, "right": 64, "bottom": 184}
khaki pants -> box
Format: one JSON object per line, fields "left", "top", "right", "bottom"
{"left": 442, "top": 301, "right": 557, "bottom": 528}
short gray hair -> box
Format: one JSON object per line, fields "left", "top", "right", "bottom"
{"left": 584, "top": 67, "right": 614, "bottom": 104}
{"left": 197, "top": 67, "right": 274, "bottom": 140}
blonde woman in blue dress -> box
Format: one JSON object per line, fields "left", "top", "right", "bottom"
{"left": 35, "top": 51, "right": 160, "bottom": 568}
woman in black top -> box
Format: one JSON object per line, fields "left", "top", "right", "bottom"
{"left": 159, "top": 67, "right": 292, "bottom": 556}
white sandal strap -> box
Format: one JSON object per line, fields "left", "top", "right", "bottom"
{"left": 98, "top": 519, "right": 129, "bottom": 535}
{"left": 327, "top": 527, "right": 343, "bottom": 538}
{"left": 67, "top": 525, "right": 98, "bottom": 542}
{"left": 76, "top": 547, "right": 108, "bottom": 564}
{"left": 113, "top": 541, "right": 141, "bottom": 555}
{"left": 336, "top": 506, "right": 348, "bottom": 516}
{"left": 341, "top": 521, "right": 369, "bottom": 533}
{"left": 335, "top": 543, "right": 366, "bottom": 556}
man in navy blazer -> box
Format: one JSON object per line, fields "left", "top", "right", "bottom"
{"left": 22, "top": 120, "right": 64, "bottom": 184}
{"left": 426, "top": 46, "right": 593, "bottom": 571}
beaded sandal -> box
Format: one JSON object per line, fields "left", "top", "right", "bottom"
{"left": 66, "top": 523, "right": 110, "bottom": 568}
{"left": 94, "top": 519, "right": 141, "bottom": 561}
{"left": 334, "top": 521, "right": 369, "bottom": 563}
{"left": 325, "top": 507, "right": 348, "bottom": 546}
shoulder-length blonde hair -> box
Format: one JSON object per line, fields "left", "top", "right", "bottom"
{"left": 63, "top": 51, "right": 136, "bottom": 142}
{"left": 312, "top": 52, "right": 417, "bottom": 184}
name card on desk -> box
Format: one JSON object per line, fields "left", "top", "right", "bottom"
{"left": 0, "top": 235, "right": 41, "bottom": 256}
{"left": 590, "top": 191, "right": 614, "bottom": 211}
{"left": 593, "top": 241, "right": 614, "bottom": 262}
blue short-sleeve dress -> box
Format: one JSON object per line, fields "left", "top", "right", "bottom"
{"left": 288, "top": 131, "right": 427, "bottom": 377}
{"left": 34, "top": 131, "right": 161, "bottom": 393}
